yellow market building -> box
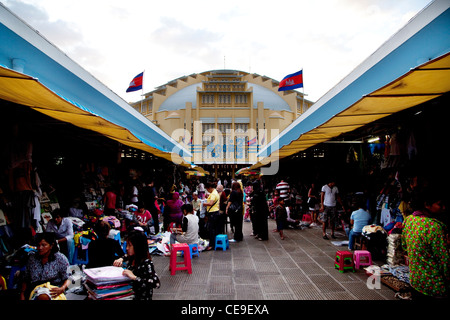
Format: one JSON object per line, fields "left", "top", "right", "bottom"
{"left": 130, "top": 69, "right": 314, "bottom": 177}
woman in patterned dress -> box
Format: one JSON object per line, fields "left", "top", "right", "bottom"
{"left": 402, "top": 185, "right": 449, "bottom": 299}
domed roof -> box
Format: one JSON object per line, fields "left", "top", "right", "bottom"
{"left": 248, "top": 83, "right": 291, "bottom": 111}
{"left": 158, "top": 81, "right": 291, "bottom": 112}
{"left": 159, "top": 83, "right": 200, "bottom": 111}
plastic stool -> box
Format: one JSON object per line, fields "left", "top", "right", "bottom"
{"left": 189, "top": 243, "right": 200, "bottom": 258}
{"left": 180, "top": 243, "right": 200, "bottom": 258}
{"left": 354, "top": 234, "right": 368, "bottom": 250}
{"left": 334, "top": 250, "right": 355, "bottom": 273}
{"left": 353, "top": 250, "right": 372, "bottom": 269}
{"left": 169, "top": 243, "right": 192, "bottom": 275}
{"left": 215, "top": 234, "right": 229, "bottom": 251}
{"left": 302, "top": 213, "right": 312, "bottom": 223}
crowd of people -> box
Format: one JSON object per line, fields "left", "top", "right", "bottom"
{"left": 14, "top": 170, "right": 448, "bottom": 301}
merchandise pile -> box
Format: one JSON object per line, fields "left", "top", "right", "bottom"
{"left": 84, "top": 266, "right": 134, "bottom": 300}
{"left": 386, "top": 234, "right": 404, "bottom": 265}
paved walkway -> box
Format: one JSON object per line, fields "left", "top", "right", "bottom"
{"left": 151, "top": 219, "right": 396, "bottom": 301}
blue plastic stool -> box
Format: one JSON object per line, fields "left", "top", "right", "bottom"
{"left": 215, "top": 234, "right": 229, "bottom": 251}
{"left": 189, "top": 243, "right": 200, "bottom": 258}
{"left": 72, "top": 246, "right": 89, "bottom": 266}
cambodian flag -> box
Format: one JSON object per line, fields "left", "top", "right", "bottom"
{"left": 278, "top": 69, "right": 303, "bottom": 91}
{"left": 247, "top": 136, "right": 257, "bottom": 146}
{"left": 126, "top": 72, "right": 144, "bottom": 92}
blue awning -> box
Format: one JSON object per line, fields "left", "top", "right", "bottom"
{"left": 0, "top": 3, "right": 192, "bottom": 166}
{"left": 255, "top": 0, "right": 450, "bottom": 171}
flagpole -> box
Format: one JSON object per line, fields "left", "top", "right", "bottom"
{"left": 301, "top": 68, "right": 304, "bottom": 114}
{"left": 140, "top": 70, "right": 145, "bottom": 113}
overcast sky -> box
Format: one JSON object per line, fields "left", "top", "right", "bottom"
{"left": 3, "top": 0, "right": 432, "bottom": 103}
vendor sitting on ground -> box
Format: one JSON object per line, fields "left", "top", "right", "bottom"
{"left": 169, "top": 203, "right": 199, "bottom": 246}
{"left": 20, "top": 232, "right": 70, "bottom": 300}
{"left": 134, "top": 202, "right": 154, "bottom": 234}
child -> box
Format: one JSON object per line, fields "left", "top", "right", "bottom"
{"left": 114, "top": 230, "right": 160, "bottom": 300}
{"left": 134, "top": 202, "right": 153, "bottom": 234}
{"left": 273, "top": 197, "right": 287, "bottom": 240}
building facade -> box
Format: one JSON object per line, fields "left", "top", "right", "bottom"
{"left": 130, "top": 69, "right": 314, "bottom": 175}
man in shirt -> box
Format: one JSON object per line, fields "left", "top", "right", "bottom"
{"left": 46, "top": 208, "right": 74, "bottom": 262}
{"left": 191, "top": 191, "right": 201, "bottom": 216}
{"left": 276, "top": 179, "right": 290, "bottom": 201}
{"left": 170, "top": 204, "right": 199, "bottom": 245}
{"left": 320, "top": 179, "right": 346, "bottom": 240}
{"left": 204, "top": 182, "right": 220, "bottom": 250}
{"left": 347, "top": 199, "right": 371, "bottom": 250}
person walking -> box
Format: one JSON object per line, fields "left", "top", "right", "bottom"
{"left": 166, "top": 192, "right": 184, "bottom": 229}
{"left": 204, "top": 182, "right": 220, "bottom": 250}
{"left": 273, "top": 197, "right": 287, "bottom": 240}
{"left": 276, "top": 179, "right": 290, "bottom": 201}
{"left": 307, "top": 183, "right": 321, "bottom": 227}
{"left": 250, "top": 181, "right": 269, "bottom": 241}
{"left": 320, "top": 179, "right": 346, "bottom": 240}
{"left": 141, "top": 178, "right": 160, "bottom": 234}
{"left": 226, "top": 181, "right": 244, "bottom": 242}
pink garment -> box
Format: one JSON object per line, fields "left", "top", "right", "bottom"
{"left": 167, "top": 192, "right": 183, "bottom": 225}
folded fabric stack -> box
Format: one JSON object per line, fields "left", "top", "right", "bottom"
{"left": 387, "top": 234, "right": 404, "bottom": 266}
{"left": 84, "top": 266, "right": 134, "bottom": 300}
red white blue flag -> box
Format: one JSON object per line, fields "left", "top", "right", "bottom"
{"left": 126, "top": 72, "right": 144, "bottom": 92}
{"left": 278, "top": 69, "right": 303, "bottom": 91}
{"left": 247, "top": 136, "right": 257, "bottom": 146}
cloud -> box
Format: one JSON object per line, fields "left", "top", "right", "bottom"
{"left": 4, "top": 0, "right": 82, "bottom": 48}
{"left": 2, "top": 0, "right": 432, "bottom": 103}
{"left": 150, "top": 17, "right": 223, "bottom": 53}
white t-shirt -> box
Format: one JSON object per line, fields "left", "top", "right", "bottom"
{"left": 131, "top": 186, "right": 138, "bottom": 203}
{"left": 321, "top": 184, "right": 339, "bottom": 207}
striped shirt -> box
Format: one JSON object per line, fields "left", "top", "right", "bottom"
{"left": 276, "top": 181, "right": 290, "bottom": 199}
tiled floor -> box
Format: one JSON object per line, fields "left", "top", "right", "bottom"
{"left": 151, "top": 219, "right": 397, "bottom": 301}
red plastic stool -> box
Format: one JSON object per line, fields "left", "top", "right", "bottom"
{"left": 353, "top": 250, "right": 372, "bottom": 269}
{"left": 334, "top": 250, "right": 355, "bottom": 273}
{"left": 169, "top": 243, "right": 192, "bottom": 275}
{"left": 302, "top": 214, "right": 312, "bottom": 223}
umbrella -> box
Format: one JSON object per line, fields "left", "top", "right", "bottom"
{"left": 185, "top": 170, "right": 206, "bottom": 177}
{"left": 242, "top": 171, "right": 262, "bottom": 177}
{"left": 235, "top": 167, "right": 251, "bottom": 175}
{"left": 191, "top": 165, "right": 210, "bottom": 175}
